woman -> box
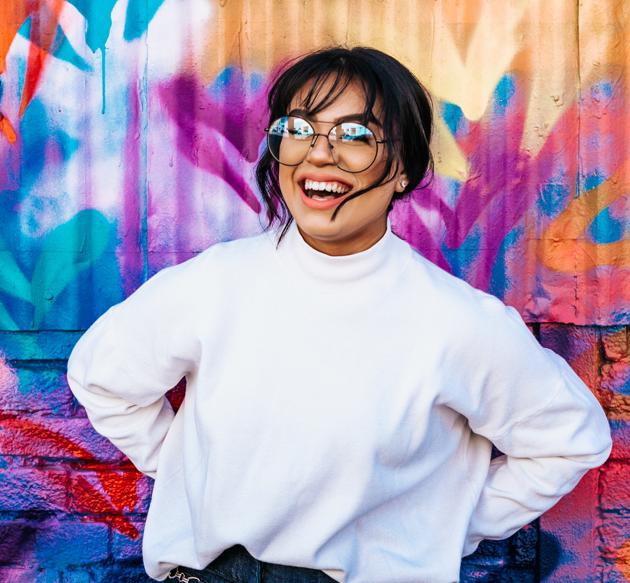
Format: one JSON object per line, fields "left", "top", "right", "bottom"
{"left": 68, "top": 47, "right": 611, "bottom": 583}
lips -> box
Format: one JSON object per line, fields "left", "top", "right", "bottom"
{"left": 299, "top": 182, "right": 354, "bottom": 210}
{"left": 296, "top": 173, "right": 354, "bottom": 210}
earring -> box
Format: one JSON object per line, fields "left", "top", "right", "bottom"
{"left": 401, "top": 181, "right": 407, "bottom": 188}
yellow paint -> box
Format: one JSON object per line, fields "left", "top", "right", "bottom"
{"left": 538, "top": 158, "right": 630, "bottom": 272}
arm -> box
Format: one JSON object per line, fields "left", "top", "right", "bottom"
{"left": 443, "top": 297, "right": 612, "bottom": 555}
{"left": 67, "top": 261, "right": 201, "bottom": 477}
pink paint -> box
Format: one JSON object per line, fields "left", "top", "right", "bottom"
{"left": 120, "top": 75, "right": 147, "bottom": 297}
{"left": 0, "top": 352, "right": 19, "bottom": 393}
{"left": 159, "top": 75, "right": 265, "bottom": 214}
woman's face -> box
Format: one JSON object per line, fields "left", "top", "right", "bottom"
{"left": 278, "top": 80, "right": 407, "bottom": 256}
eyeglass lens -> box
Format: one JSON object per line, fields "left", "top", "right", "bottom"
{"left": 267, "top": 116, "right": 378, "bottom": 173}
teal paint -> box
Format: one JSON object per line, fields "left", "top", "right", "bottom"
{"left": 101, "top": 48, "right": 106, "bottom": 114}
{"left": 30, "top": 210, "right": 110, "bottom": 328}
{"left": 0, "top": 242, "right": 32, "bottom": 303}
{"left": 124, "top": 0, "right": 168, "bottom": 41}
{"left": 66, "top": 0, "right": 119, "bottom": 55}
{"left": 18, "top": 20, "right": 90, "bottom": 72}
{"left": 65, "top": 0, "right": 119, "bottom": 113}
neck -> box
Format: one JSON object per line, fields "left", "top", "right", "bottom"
{"left": 297, "top": 216, "right": 388, "bottom": 256}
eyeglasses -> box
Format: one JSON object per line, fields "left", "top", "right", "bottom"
{"left": 265, "top": 116, "right": 386, "bottom": 173}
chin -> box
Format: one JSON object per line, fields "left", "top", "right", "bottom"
{"left": 295, "top": 213, "right": 345, "bottom": 241}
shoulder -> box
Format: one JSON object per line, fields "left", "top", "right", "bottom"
{"left": 115, "top": 230, "right": 277, "bottom": 314}
{"left": 146, "top": 230, "right": 276, "bottom": 284}
{"left": 399, "top": 238, "right": 512, "bottom": 326}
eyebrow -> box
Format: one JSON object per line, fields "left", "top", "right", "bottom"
{"left": 288, "top": 108, "right": 383, "bottom": 128}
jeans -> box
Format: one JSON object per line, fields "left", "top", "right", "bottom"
{"left": 167, "top": 545, "right": 337, "bottom": 583}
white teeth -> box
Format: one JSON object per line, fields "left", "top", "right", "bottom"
{"left": 302, "top": 179, "right": 349, "bottom": 194}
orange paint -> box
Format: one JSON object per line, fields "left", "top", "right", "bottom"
{"left": 0, "top": 113, "right": 17, "bottom": 144}
{"left": 617, "top": 537, "right": 630, "bottom": 581}
{"left": 0, "top": 1, "right": 29, "bottom": 74}
{"left": 1, "top": 0, "right": 66, "bottom": 128}
{"left": 538, "top": 157, "right": 630, "bottom": 272}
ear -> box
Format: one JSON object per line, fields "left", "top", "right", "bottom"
{"left": 394, "top": 171, "right": 409, "bottom": 193}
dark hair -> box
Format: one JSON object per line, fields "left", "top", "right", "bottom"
{"left": 255, "top": 46, "right": 433, "bottom": 240}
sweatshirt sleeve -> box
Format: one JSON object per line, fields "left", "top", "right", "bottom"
{"left": 443, "top": 295, "right": 612, "bottom": 556}
{"left": 67, "top": 260, "right": 202, "bottom": 478}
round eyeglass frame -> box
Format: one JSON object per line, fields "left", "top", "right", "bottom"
{"left": 264, "top": 116, "right": 387, "bottom": 174}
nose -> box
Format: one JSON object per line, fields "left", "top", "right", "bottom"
{"left": 305, "top": 134, "right": 335, "bottom": 166}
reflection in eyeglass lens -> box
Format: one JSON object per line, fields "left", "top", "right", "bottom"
{"left": 268, "top": 117, "right": 378, "bottom": 172}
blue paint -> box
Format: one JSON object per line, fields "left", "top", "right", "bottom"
{"left": 207, "top": 66, "right": 266, "bottom": 100}
{"left": 590, "top": 82, "right": 614, "bottom": 104}
{"left": 488, "top": 225, "right": 523, "bottom": 299}
{"left": 582, "top": 170, "right": 608, "bottom": 193}
{"left": 492, "top": 74, "right": 516, "bottom": 116}
{"left": 441, "top": 102, "right": 465, "bottom": 135}
{"left": 579, "top": 170, "right": 626, "bottom": 244}
{"left": 442, "top": 224, "right": 483, "bottom": 281}
{"left": 19, "top": 99, "right": 79, "bottom": 192}
{"left": 124, "top": 0, "right": 168, "bottom": 41}
{"left": 537, "top": 182, "right": 569, "bottom": 219}
{"left": 587, "top": 206, "right": 625, "bottom": 244}
{"left": 440, "top": 176, "right": 463, "bottom": 207}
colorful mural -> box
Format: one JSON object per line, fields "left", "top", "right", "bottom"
{"left": 1, "top": 0, "right": 630, "bottom": 581}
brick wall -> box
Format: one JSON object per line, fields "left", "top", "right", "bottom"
{"left": 0, "top": 326, "right": 627, "bottom": 582}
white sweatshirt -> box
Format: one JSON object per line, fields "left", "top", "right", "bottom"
{"left": 67, "top": 222, "right": 611, "bottom": 583}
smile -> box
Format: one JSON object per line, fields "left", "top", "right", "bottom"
{"left": 296, "top": 173, "right": 354, "bottom": 210}
{"left": 302, "top": 179, "right": 351, "bottom": 200}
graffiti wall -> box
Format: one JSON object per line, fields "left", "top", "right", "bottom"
{"left": 0, "top": 0, "right": 629, "bottom": 581}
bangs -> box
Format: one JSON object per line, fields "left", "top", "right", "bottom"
{"left": 268, "top": 57, "right": 382, "bottom": 133}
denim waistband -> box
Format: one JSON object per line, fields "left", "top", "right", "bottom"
{"left": 168, "top": 545, "right": 337, "bottom": 583}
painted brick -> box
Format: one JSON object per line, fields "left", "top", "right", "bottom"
{"left": 0, "top": 568, "right": 61, "bottom": 583}
{"left": 0, "top": 469, "right": 67, "bottom": 512}
{"left": 539, "top": 325, "right": 601, "bottom": 394}
{"left": 70, "top": 470, "right": 146, "bottom": 516}
{"left": 0, "top": 332, "right": 84, "bottom": 361}
{"left": 599, "top": 462, "right": 630, "bottom": 515}
{"left": 609, "top": 420, "right": 630, "bottom": 460}
{"left": 509, "top": 523, "right": 537, "bottom": 569}
{"left": 539, "top": 470, "right": 596, "bottom": 583}
{"left": 112, "top": 520, "right": 145, "bottom": 560}
{"left": 462, "top": 539, "right": 508, "bottom": 568}
{"left": 594, "top": 560, "right": 630, "bottom": 583}
{"left": 0, "top": 521, "right": 37, "bottom": 566}
{"left": 0, "top": 365, "right": 83, "bottom": 418}
{"left": 601, "top": 359, "right": 630, "bottom": 396}
{"left": 89, "top": 562, "right": 154, "bottom": 583}
{"left": 0, "top": 418, "right": 126, "bottom": 464}
{"left": 133, "top": 474, "right": 154, "bottom": 514}
{"left": 602, "top": 327, "right": 629, "bottom": 362}
{"left": 28, "top": 520, "right": 109, "bottom": 569}
{"left": 597, "top": 515, "right": 630, "bottom": 562}
{"left": 60, "top": 573, "right": 93, "bottom": 583}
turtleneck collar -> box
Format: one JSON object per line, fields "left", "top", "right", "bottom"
{"left": 275, "top": 220, "right": 412, "bottom": 293}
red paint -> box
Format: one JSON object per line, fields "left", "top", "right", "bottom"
{"left": 0, "top": 416, "right": 142, "bottom": 538}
